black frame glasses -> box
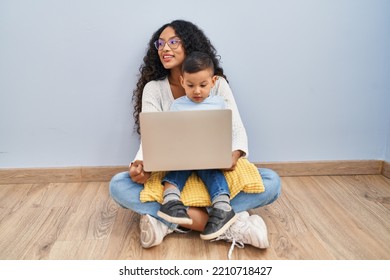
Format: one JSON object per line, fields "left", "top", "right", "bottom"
{"left": 153, "top": 38, "right": 181, "bottom": 51}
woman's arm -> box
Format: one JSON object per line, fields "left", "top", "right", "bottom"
{"left": 130, "top": 80, "right": 169, "bottom": 181}
{"left": 133, "top": 80, "right": 169, "bottom": 161}
{"left": 213, "top": 77, "right": 249, "bottom": 158}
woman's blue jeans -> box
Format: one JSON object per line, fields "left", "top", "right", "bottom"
{"left": 109, "top": 168, "right": 281, "bottom": 230}
{"left": 162, "top": 169, "right": 230, "bottom": 202}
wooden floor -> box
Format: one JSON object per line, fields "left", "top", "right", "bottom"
{"left": 0, "top": 175, "right": 389, "bottom": 260}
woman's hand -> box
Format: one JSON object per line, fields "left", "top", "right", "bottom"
{"left": 129, "top": 160, "right": 151, "bottom": 184}
{"left": 223, "top": 150, "right": 243, "bottom": 171}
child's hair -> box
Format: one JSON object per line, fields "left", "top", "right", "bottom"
{"left": 182, "top": 51, "right": 215, "bottom": 75}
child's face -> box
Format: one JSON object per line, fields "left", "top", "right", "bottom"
{"left": 180, "top": 69, "right": 217, "bottom": 103}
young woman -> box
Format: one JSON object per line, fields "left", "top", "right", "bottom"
{"left": 109, "top": 20, "right": 281, "bottom": 252}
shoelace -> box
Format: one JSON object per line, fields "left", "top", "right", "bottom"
{"left": 212, "top": 230, "right": 245, "bottom": 259}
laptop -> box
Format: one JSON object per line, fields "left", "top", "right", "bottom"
{"left": 140, "top": 109, "right": 232, "bottom": 172}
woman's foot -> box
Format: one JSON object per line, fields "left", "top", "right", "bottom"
{"left": 140, "top": 214, "right": 173, "bottom": 248}
{"left": 212, "top": 211, "right": 269, "bottom": 259}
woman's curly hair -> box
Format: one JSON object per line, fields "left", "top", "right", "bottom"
{"left": 132, "top": 19, "right": 227, "bottom": 134}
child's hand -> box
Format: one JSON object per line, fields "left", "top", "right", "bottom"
{"left": 129, "top": 160, "right": 151, "bottom": 184}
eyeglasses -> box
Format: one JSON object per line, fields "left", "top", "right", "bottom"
{"left": 154, "top": 38, "right": 181, "bottom": 51}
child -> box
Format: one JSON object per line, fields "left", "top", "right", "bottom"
{"left": 157, "top": 51, "right": 237, "bottom": 240}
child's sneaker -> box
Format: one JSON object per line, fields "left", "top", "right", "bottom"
{"left": 200, "top": 208, "right": 237, "bottom": 240}
{"left": 157, "top": 200, "right": 193, "bottom": 225}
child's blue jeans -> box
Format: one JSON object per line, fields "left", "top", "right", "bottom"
{"left": 162, "top": 169, "right": 230, "bottom": 202}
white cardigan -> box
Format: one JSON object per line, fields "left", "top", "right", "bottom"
{"left": 133, "top": 76, "right": 248, "bottom": 162}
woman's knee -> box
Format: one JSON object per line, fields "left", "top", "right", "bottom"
{"left": 109, "top": 171, "right": 132, "bottom": 203}
{"left": 259, "top": 168, "right": 282, "bottom": 201}
{"left": 109, "top": 171, "right": 126, "bottom": 190}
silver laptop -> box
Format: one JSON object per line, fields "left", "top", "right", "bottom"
{"left": 140, "top": 109, "right": 232, "bottom": 172}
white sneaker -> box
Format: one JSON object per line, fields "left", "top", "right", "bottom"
{"left": 140, "top": 214, "right": 173, "bottom": 248}
{"left": 213, "top": 211, "right": 269, "bottom": 259}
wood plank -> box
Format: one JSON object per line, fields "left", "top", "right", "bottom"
{"left": 49, "top": 239, "right": 110, "bottom": 260}
{"left": 0, "top": 207, "right": 46, "bottom": 259}
{"left": 281, "top": 176, "right": 390, "bottom": 259}
{"left": 18, "top": 207, "right": 73, "bottom": 260}
{"left": 103, "top": 209, "right": 142, "bottom": 259}
{"left": 258, "top": 179, "right": 335, "bottom": 259}
{"left": 56, "top": 182, "right": 117, "bottom": 241}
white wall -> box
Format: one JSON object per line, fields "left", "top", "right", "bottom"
{"left": 1, "top": 0, "right": 389, "bottom": 168}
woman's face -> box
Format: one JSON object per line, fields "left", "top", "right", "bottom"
{"left": 157, "top": 26, "right": 185, "bottom": 70}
